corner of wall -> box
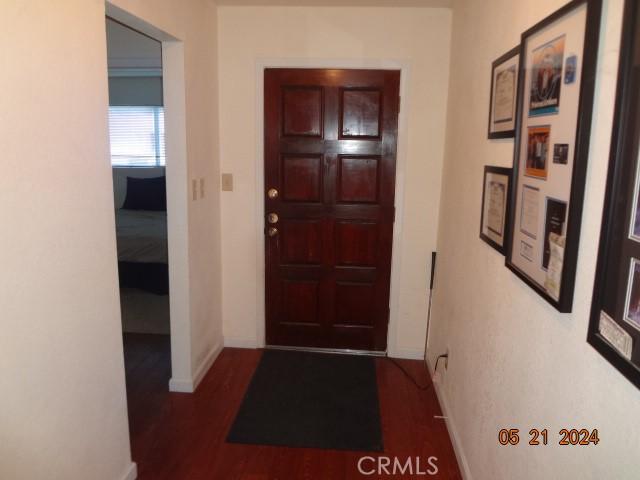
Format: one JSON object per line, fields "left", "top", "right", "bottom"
{"left": 118, "top": 462, "right": 138, "bottom": 480}
{"left": 427, "top": 360, "right": 472, "bottom": 480}
{"left": 169, "top": 338, "right": 223, "bottom": 393}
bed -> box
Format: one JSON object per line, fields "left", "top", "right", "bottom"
{"left": 115, "top": 176, "right": 169, "bottom": 295}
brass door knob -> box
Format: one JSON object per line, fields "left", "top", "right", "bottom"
{"left": 267, "top": 213, "right": 279, "bottom": 224}
{"left": 267, "top": 227, "right": 279, "bottom": 237}
{"left": 267, "top": 188, "right": 279, "bottom": 199}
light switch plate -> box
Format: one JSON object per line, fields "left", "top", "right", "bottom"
{"left": 221, "top": 173, "right": 233, "bottom": 192}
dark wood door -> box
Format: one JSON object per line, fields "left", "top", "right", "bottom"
{"left": 264, "top": 68, "right": 400, "bottom": 352}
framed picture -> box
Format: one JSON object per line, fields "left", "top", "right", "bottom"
{"left": 629, "top": 152, "right": 640, "bottom": 242}
{"left": 624, "top": 258, "right": 640, "bottom": 332}
{"left": 525, "top": 125, "right": 551, "bottom": 179}
{"left": 588, "top": 0, "right": 640, "bottom": 390}
{"left": 505, "top": 0, "right": 602, "bottom": 312}
{"left": 488, "top": 46, "right": 520, "bottom": 139}
{"left": 480, "top": 166, "right": 512, "bottom": 254}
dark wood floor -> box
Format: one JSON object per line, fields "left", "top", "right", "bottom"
{"left": 123, "top": 334, "right": 462, "bottom": 479}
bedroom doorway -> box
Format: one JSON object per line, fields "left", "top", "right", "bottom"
{"left": 106, "top": 17, "right": 172, "bottom": 404}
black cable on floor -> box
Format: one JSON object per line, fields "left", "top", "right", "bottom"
{"left": 385, "top": 354, "right": 447, "bottom": 391}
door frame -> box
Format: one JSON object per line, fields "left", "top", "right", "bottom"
{"left": 106, "top": 2, "right": 194, "bottom": 391}
{"left": 254, "top": 59, "right": 412, "bottom": 357}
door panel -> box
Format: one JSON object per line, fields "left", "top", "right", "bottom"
{"left": 282, "top": 87, "right": 323, "bottom": 137}
{"left": 335, "top": 222, "right": 378, "bottom": 267}
{"left": 341, "top": 88, "right": 382, "bottom": 138}
{"left": 279, "top": 220, "right": 323, "bottom": 265}
{"left": 281, "top": 155, "right": 323, "bottom": 202}
{"left": 265, "top": 68, "right": 400, "bottom": 352}
{"left": 337, "top": 156, "right": 380, "bottom": 203}
{"left": 282, "top": 280, "right": 320, "bottom": 325}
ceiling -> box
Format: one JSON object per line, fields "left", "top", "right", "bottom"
{"left": 215, "top": 0, "right": 451, "bottom": 7}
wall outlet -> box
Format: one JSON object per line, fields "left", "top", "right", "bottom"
{"left": 192, "top": 179, "right": 198, "bottom": 201}
{"left": 200, "top": 178, "right": 205, "bottom": 198}
{"left": 444, "top": 348, "right": 449, "bottom": 370}
{"left": 221, "top": 173, "right": 233, "bottom": 191}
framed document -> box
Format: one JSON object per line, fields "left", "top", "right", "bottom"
{"left": 480, "top": 166, "right": 512, "bottom": 254}
{"left": 505, "top": 0, "right": 602, "bottom": 312}
{"left": 488, "top": 46, "right": 520, "bottom": 139}
{"left": 588, "top": 0, "right": 640, "bottom": 390}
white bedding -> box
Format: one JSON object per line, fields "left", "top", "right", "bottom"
{"left": 115, "top": 209, "right": 168, "bottom": 264}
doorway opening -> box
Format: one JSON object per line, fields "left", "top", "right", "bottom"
{"left": 106, "top": 16, "right": 172, "bottom": 443}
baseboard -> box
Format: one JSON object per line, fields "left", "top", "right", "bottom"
{"left": 168, "top": 377, "right": 194, "bottom": 393}
{"left": 192, "top": 340, "right": 223, "bottom": 390}
{"left": 223, "top": 336, "right": 260, "bottom": 349}
{"left": 387, "top": 346, "right": 425, "bottom": 360}
{"left": 118, "top": 462, "right": 137, "bottom": 480}
{"left": 168, "top": 341, "right": 223, "bottom": 393}
{"left": 427, "top": 360, "right": 473, "bottom": 480}
{"left": 222, "top": 337, "right": 424, "bottom": 360}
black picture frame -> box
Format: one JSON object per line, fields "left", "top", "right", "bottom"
{"left": 480, "top": 166, "right": 512, "bottom": 254}
{"left": 488, "top": 46, "right": 520, "bottom": 139}
{"left": 505, "top": 0, "right": 602, "bottom": 313}
{"left": 587, "top": 0, "right": 640, "bottom": 390}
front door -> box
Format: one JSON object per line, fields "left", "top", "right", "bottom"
{"left": 264, "top": 68, "right": 400, "bottom": 352}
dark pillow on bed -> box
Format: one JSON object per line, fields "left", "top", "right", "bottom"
{"left": 122, "top": 176, "right": 167, "bottom": 211}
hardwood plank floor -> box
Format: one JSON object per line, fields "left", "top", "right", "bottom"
{"left": 123, "top": 334, "right": 462, "bottom": 479}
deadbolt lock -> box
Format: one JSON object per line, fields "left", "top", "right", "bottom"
{"left": 267, "top": 188, "right": 279, "bottom": 199}
{"left": 267, "top": 213, "right": 279, "bottom": 224}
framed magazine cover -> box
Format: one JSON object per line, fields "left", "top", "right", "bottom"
{"left": 588, "top": 0, "right": 640, "bottom": 390}
{"left": 505, "top": 0, "right": 602, "bottom": 313}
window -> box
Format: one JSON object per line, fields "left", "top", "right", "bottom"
{"left": 108, "top": 106, "right": 165, "bottom": 167}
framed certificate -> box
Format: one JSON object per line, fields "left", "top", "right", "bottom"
{"left": 588, "top": 0, "right": 640, "bottom": 390}
{"left": 480, "top": 166, "right": 512, "bottom": 254}
{"left": 505, "top": 0, "right": 602, "bottom": 312}
{"left": 488, "top": 46, "right": 520, "bottom": 139}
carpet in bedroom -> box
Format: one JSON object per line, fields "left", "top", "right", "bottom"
{"left": 120, "top": 287, "right": 170, "bottom": 335}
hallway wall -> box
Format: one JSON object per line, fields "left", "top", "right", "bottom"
{"left": 217, "top": 6, "right": 452, "bottom": 356}
{"left": 429, "top": 0, "right": 640, "bottom": 478}
{"left": 0, "top": 0, "right": 222, "bottom": 478}
{"left": 0, "top": 1, "right": 133, "bottom": 478}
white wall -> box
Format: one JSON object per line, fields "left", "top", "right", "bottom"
{"left": 0, "top": 1, "right": 133, "bottom": 479}
{"left": 217, "top": 6, "right": 452, "bottom": 356}
{"left": 429, "top": 0, "right": 640, "bottom": 478}
{"left": 0, "top": 0, "right": 222, "bottom": 478}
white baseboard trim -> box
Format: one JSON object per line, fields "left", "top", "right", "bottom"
{"left": 223, "top": 336, "right": 260, "bottom": 349}
{"left": 118, "top": 462, "right": 137, "bottom": 480}
{"left": 427, "top": 361, "right": 473, "bottom": 480}
{"left": 221, "top": 337, "right": 424, "bottom": 360}
{"left": 168, "top": 377, "right": 194, "bottom": 393}
{"left": 387, "top": 346, "right": 425, "bottom": 360}
{"left": 168, "top": 341, "right": 223, "bottom": 393}
{"left": 192, "top": 340, "right": 223, "bottom": 390}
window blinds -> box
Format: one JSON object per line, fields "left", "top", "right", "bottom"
{"left": 108, "top": 106, "right": 165, "bottom": 167}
